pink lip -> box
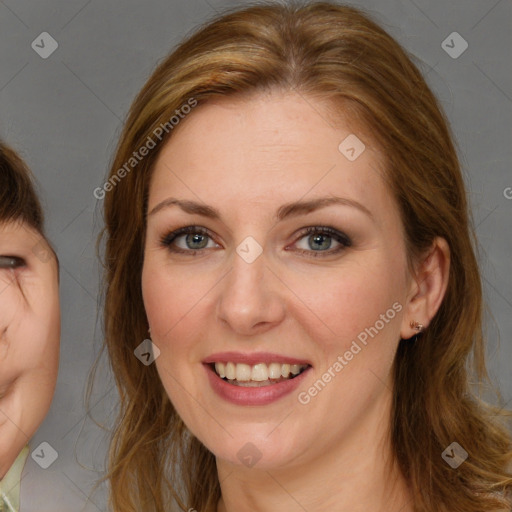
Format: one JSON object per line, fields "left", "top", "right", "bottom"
{"left": 204, "top": 363, "right": 312, "bottom": 406}
{"left": 203, "top": 351, "right": 311, "bottom": 366}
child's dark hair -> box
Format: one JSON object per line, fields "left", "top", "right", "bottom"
{"left": 0, "top": 140, "right": 45, "bottom": 232}
{"left": 0, "top": 140, "right": 58, "bottom": 271}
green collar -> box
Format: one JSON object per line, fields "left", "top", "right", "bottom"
{"left": 0, "top": 445, "right": 29, "bottom": 512}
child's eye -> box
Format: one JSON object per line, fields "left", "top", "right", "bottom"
{"left": 0, "top": 255, "right": 26, "bottom": 269}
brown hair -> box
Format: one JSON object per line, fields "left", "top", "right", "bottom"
{"left": 0, "top": 141, "right": 44, "bottom": 231}
{"left": 96, "top": 1, "right": 512, "bottom": 511}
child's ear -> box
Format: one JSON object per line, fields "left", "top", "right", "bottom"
{"left": 400, "top": 237, "right": 450, "bottom": 339}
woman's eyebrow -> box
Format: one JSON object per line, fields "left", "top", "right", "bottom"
{"left": 277, "top": 196, "right": 374, "bottom": 222}
{"left": 148, "top": 196, "right": 374, "bottom": 222}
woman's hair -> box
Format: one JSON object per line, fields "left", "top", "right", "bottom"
{"left": 96, "top": 1, "right": 512, "bottom": 510}
{"left": 0, "top": 140, "right": 44, "bottom": 231}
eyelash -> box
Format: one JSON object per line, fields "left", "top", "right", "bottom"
{"left": 159, "top": 225, "right": 352, "bottom": 258}
{"left": 0, "top": 255, "right": 26, "bottom": 270}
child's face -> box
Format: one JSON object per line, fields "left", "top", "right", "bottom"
{"left": 0, "top": 220, "right": 60, "bottom": 479}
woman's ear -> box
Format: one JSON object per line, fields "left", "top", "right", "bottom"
{"left": 400, "top": 237, "right": 450, "bottom": 340}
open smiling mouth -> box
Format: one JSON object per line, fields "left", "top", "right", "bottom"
{"left": 210, "top": 362, "right": 311, "bottom": 387}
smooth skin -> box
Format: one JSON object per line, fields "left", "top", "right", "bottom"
{"left": 0, "top": 221, "right": 60, "bottom": 479}
{"left": 142, "top": 90, "right": 450, "bottom": 512}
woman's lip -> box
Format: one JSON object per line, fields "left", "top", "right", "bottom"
{"left": 203, "top": 351, "right": 312, "bottom": 366}
{"left": 204, "top": 363, "right": 312, "bottom": 406}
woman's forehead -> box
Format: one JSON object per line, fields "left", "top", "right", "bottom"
{"left": 149, "top": 92, "right": 390, "bottom": 223}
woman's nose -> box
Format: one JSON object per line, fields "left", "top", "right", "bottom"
{"left": 215, "top": 243, "right": 286, "bottom": 336}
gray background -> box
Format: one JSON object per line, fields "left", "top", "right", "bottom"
{"left": 0, "top": 0, "right": 510, "bottom": 509}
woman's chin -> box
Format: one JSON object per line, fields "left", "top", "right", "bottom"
{"left": 207, "top": 433, "right": 305, "bottom": 471}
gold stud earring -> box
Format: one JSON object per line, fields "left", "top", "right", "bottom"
{"left": 409, "top": 320, "right": 424, "bottom": 332}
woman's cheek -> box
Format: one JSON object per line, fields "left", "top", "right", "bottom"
{"left": 292, "top": 270, "right": 378, "bottom": 334}
{"left": 143, "top": 258, "right": 209, "bottom": 339}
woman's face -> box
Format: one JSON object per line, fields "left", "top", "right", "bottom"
{"left": 0, "top": 221, "right": 60, "bottom": 478}
{"left": 142, "top": 91, "right": 416, "bottom": 470}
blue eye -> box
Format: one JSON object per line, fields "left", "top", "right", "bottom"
{"left": 160, "top": 226, "right": 217, "bottom": 254}
{"left": 293, "top": 226, "right": 351, "bottom": 257}
{"left": 160, "top": 225, "right": 351, "bottom": 257}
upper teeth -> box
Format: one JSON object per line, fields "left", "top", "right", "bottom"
{"left": 214, "top": 362, "right": 308, "bottom": 381}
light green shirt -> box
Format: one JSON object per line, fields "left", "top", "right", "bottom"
{"left": 0, "top": 445, "right": 29, "bottom": 512}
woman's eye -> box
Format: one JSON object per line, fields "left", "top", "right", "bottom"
{"left": 0, "top": 255, "right": 26, "bottom": 269}
{"left": 160, "top": 226, "right": 351, "bottom": 257}
{"left": 292, "top": 227, "right": 352, "bottom": 257}
{"left": 160, "top": 227, "right": 218, "bottom": 254}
